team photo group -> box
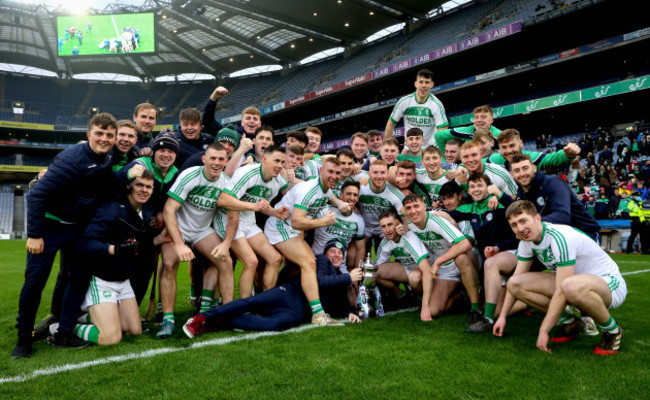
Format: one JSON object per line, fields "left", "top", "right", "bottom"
{"left": 12, "top": 69, "right": 626, "bottom": 360}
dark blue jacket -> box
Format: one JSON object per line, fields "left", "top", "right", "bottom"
{"left": 316, "top": 255, "right": 354, "bottom": 318}
{"left": 498, "top": 171, "right": 600, "bottom": 234}
{"left": 173, "top": 130, "right": 214, "bottom": 169}
{"left": 27, "top": 142, "right": 118, "bottom": 238}
{"left": 78, "top": 196, "right": 155, "bottom": 282}
{"left": 202, "top": 98, "right": 246, "bottom": 137}
{"left": 450, "top": 195, "right": 518, "bottom": 255}
{"left": 134, "top": 131, "right": 154, "bottom": 154}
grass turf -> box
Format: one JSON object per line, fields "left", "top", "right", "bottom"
{"left": 57, "top": 13, "right": 155, "bottom": 57}
{"left": 0, "top": 239, "right": 649, "bottom": 399}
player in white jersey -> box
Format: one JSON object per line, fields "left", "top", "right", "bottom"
{"left": 385, "top": 69, "right": 448, "bottom": 148}
{"left": 358, "top": 160, "right": 404, "bottom": 253}
{"left": 455, "top": 141, "right": 518, "bottom": 197}
{"left": 217, "top": 145, "right": 289, "bottom": 298}
{"left": 264, "top": 158, "right": 345, "bottom": 326}
{"left": 331, "top": 148, "right": 368, "bottom": 197}
{"left": 401, "top": 194, "right": 482, "bottom": 324}
{"left": 158, "top": 143, "right": 237, "bottom": 338}
{"left": 416, "top": 146, "right": 452, "bottom": 208}
{"left": 313, "top": 181, "right": 366, "bottom": 272}
{"left": 494, "top": 200, "right": 627, "bottom": 355}
{"left": 375, "top": 209, "right": 434, "bottom": 321}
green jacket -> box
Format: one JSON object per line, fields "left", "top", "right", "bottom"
{"left": 434, "top": 125, "right": 502, "bottom": 161}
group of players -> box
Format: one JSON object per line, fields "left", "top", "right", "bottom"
{"left": 11, "top": 69, "right": 627, "bottom": 360}
{"left": 99, "top": 27, "right": 141, "bottom": 54}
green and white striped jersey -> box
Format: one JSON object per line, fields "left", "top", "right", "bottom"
{"left": 358, "top": 183, "right": 404, "bottom": 233}
{"left": 389, "top": 92, "right": 448, "bottom": 147}
{"left": 408, "top": 212, "right": 466, "bottom": 263}
{"left": 224, "top": 163, "right": 288, "bottom": 227}
{"left": 415, "top": 168, "right": 451, "bottom": 203}
{"left": 516, "top": 222, "right": 620, "bottom": 276}
{"left": 167, "top": 166, "right": 228, "bottom": 234}
{"left": 376, "top": 231, "right": 429, "bottom": 269}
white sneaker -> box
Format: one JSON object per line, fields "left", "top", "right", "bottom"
{"left": 311, "top": 313, "right": 344, "bottom": 326}
{"left": 581, "top": 316, "right": 599, "bottom": 336}
{"left": 49, "top": 322, "right": 59, "bottom": 336}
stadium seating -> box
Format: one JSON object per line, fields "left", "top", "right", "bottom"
{"left": 0, "top": 187, "right": 14, "bottom": 234}
{"left": 0, "top": 0, "right": 599, "bottom": 128}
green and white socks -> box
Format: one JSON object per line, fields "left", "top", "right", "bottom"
{"left": 74, "top": 324, "right": 99, "bottom": 344}
{"left": 599, "top": 315, "right": 620, "bottom": 334}
{"left": 309, "top": 299, "right": 324, "bottom": 315}
{"left": 200, "top": 289, "right": 215, "bottom": 313}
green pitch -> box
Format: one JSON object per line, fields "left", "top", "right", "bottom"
{"left": 57, "top": 13, "right": 155, "bottom": 57}
{"left": 0, "top": 239, "right": 649, "bottom": 398}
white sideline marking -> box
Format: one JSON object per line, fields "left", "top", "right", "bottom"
{"left": 1, "top": 308, "right": 414, "bottom": 384}
{"left": 110, "top": 15, "right": 119, "bottom": 37}
{"left": 622, "top": 268, "right": 650, "bottom": 276}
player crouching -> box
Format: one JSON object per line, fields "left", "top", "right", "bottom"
{"left": 494, "top": 200, "right": 626, "bottom": 355}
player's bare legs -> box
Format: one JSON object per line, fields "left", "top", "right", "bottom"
{"left": 249, "top": 233, "right": 283, "bottom": 291}
{"left": 275, "top": 237, "right": 319, "bottom": 301}
{"left": 230, "top": 238, "right": 259, "bottom": 298}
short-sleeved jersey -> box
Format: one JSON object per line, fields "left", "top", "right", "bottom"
{"left": 389, "top": 93, "right": 448, "bottom": 148}
{"left": 459, "top": 163, "right": 517, "bottom": 196}
{"left": 295, "top": 159, "right": 321, "bottom": 181}
{"left": 376, "top": 231, "right": 429, "bottom": 269}
{"left": 408, "top": 212, "right": 466, "bottom": 264}
{"left": 358, "top": 183, "right": 404, "bottom": 232}
{"left": 516, "top": 222, "right": 620, "bottom": 276}
{"left": 312, "top": 207, "right": 365, "bottom": 255}
{"left": 276, "top": 178, "right": 333, "bottom": 222}
{"left": 416, "top": 168, "right": 451, "bottom": 203}
{"left": 224, "top": 163, "right": 288, "bottom": 227}
{"left": 167, "top": 166, "right": 228, "bottom": 234}
{"left": 331, "top": 171, "right": 368, "bottom": 197}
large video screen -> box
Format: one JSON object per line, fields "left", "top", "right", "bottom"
{"left": 56, "top": 12, "right": 155, "bottom": 57}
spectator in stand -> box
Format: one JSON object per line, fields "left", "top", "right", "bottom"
{"left": 595, "top": 192, "right": 610, "bottom": 219}
{"left": 635, "top": 181, "right": 648, "bottom": 200}
{"left": 610, "top": 188, "right": 622, "bottom": 217}
{"left": 598, "top": 146, "right": 614, "bottom": 165}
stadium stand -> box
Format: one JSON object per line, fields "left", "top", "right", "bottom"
{"left": 0, "top": 186, "right": 14, "bottom": 234}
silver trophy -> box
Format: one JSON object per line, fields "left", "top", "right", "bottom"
{"left": 356, "top": 253, "right": 385, "bottom": 318}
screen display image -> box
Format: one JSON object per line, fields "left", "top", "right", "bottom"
{"left": 56, "top": 12, "right": 155, "bottom": 57}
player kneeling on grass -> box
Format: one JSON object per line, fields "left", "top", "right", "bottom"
{"left": 375, "top": 209, "right": 435, "bottom": 321}
{"left": 73, "top": 172, "right": 169, "bottom": 345}
{"left": 494, "top": 200, "right": 627, "bottom": 355}
{"left": 183, "top": 239, "right": 362, "bottom": 337}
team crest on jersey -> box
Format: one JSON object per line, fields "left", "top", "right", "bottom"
{"left": 537, "top": 197, "right": 545, "bottom": 207}
{"left": 102, "top": 290, "right": 112, "bottom": 298}
{"left": 533, "top": 247, "right": 556, "bottom": 265}
{"left": 486, "top": 213, "right": 493, "bottom": 221}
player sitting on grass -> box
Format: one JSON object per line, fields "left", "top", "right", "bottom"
{"left": 183, "top": 239, "right": 362, "bottom": 337}
{"left": 494, "top": 200, "right": 627, "bottom": 355}
{"left": 375, "top": 209, "right": 435, "bottom": 321}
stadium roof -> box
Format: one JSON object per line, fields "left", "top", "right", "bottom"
{"left": 0, "top": 0, "right": 470, "bottom": 81}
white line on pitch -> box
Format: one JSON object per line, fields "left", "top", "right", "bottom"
{"left": 622, "top": 268, "right": 650, "bottom": 276}
{"left": 0, "top": 308, "right": 412, "bottom": 384}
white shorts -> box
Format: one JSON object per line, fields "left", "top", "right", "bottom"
{"left": 403, "top": 263, "right": 420, "bottom": 276}
{"left": 601, "top": 273, "right": 627, "bottom": 309}
{"left": 264, "top": 216, "right": 300, "bottom": 245}
{"left": 434, "top": 259, "right": 461, "bottom": 282}
{"left": 213, "top": 214, "right": 244, "bottom": 241}
{"left": 81, "top": 276, "right": 134, "bottom": 311}
{"left": 182, "top": 229, "right": 216, "bottom": 247}
{"left": 237, "top": 221, "right": 263, "bottom": 240}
